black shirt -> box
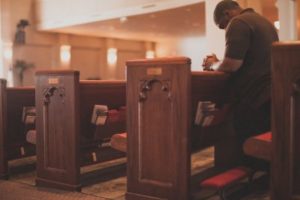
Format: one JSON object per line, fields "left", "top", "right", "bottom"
{"left": 225, "top": 8, "right": 279, "bottom": 111}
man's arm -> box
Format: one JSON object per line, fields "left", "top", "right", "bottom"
{"left": 212, "top": 57, "right": 243, "bottom": 73}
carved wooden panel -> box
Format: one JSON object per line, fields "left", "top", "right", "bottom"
{"left": 36, "top": 70, "right": 80, "bottom": 191}
{"left": 272, "top": 43, "right": 300, "bottom": 200}
{"left": 126, "top": 57, "right": 191, "bottom": 200}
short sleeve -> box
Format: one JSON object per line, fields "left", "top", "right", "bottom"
{"left": 225, "top": 19, "right": 251, "bottom": 60}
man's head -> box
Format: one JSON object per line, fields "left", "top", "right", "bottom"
{"left": 214, "top": 0, "right": 241, "bottom": 29}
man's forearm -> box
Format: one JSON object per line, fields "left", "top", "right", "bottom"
{"left": 212, "top": 57, "right": 243, "bottom": 72}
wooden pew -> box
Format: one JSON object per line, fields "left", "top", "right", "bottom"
{"left": 35, "top": 70, "right": 126, "bottom": 191}
{"left": 0, "top": 79, "right": 35, "bottom": 179}
{"left": 126, "top": 57, "right": 239, "bottom": 200}
{"left": 271, "top": 42, "right": 300, "bottom": 200}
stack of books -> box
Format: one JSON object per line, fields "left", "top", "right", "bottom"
{"left": 22, "top": 106, "right": 36, "bottom": 124}
{"left": 91, "top": 105, "right": 108, "bottom": 125}
{"left": 194, "top": 101, "right": 218, "bottom": 127}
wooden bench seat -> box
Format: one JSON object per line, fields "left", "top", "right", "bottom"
{"left": 243, "top": 132, "right": 271, "bottom": 161}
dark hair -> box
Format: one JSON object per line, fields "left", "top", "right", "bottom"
{"left": 214, "top": 0, "right": 240, "bottom": 25}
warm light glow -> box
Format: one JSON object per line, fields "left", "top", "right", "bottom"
{"left": 3, "top": 43, "right": 13, "bottom": 60}
{"left": 0, "top": 42, "right": 4, "bottom": 79}
{"left": 274, "top": 21, "right": 280, "bottom": 30}
{"left": 146, "top": 50, "right": 155, "bottom": 59}
{"left": 60, "top": 45, "right": 71, "bottom": 64}
{"left": 120, "top": 16, "right": 128, "bottom": 23}
{"left": 1, "top": 42, "right": 13, "bottom": 85}
{"left": 107, "top": 48, "right": 117, "bottom": 66}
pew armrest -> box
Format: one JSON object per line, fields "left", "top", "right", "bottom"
{"left": 243, "top": 132, "right": 272, "bottom": 161}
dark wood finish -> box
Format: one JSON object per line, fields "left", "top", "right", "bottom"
{"left": 0, "top": 79, "right": 7, "bottom": 179}
{"left": 243, "top": 132, "right": 271, "bottom": 161}
{"left": 126, "top": 57, "right": 232, "bottom": 200}
{"left": 6, "top": 87, "right": 36, "bottom": 159}
{"left": 36, "top": 70, "right": 81, "bottom": 191}
{"left": 271, "top": 42, "right": 300, "bottom": 200}
{"left": 35, "top": 70, "right": 126, "bottom": 191}
{"left": 0, "top": 80, "right": 35, "bottom": 179}
{"left": 126, "top": 57, "right": 191, "bottom": 200}
{"left": 190, "top": 72, "right": 239, "bottom": 168}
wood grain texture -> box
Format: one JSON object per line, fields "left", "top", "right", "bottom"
{"left": 36, "top": 70, "right": 81, "bottom": 191}
{"left": 271, "top": 42, "right": 300, "bottom": 200}
{"left": 126, "top": 57, "right": 191, "bottom": 200}
{"left": 0, "top": 79, "right": 8, "bottom": 179}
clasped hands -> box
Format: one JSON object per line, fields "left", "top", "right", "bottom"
{"left": 202, "top": 53, "right": 219, "bottom": 71}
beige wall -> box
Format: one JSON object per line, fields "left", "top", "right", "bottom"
{"left": 0, "top": 0, "right": 154, "bottom": 86}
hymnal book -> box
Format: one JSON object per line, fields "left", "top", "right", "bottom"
{"left": 91, "top": 105, "right": 108, "bottom": 125}
{"left": 22, "top": 106, "right": 36, "bottom": 124}
{"left": 194, "top": 101, "right": 217, "bottom": 127}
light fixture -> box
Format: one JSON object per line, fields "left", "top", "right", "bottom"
{"left": 3, "top": 43, "right": 13, "bottom": 60}
{"left": 2, "top": 42, "right": 13, "bottom": 86}
{"left": 146, "top": 50, "right": 155, "bottom": 59}
{"left": 107, "top": 48, "right": 117, "bottom": 66}
{"left": 60, "top": 45, "right": 71, "bottom": 66}
{"left": 120, "top": 16, "right": 128, "bottom": 23}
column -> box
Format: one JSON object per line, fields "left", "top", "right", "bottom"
{"left": 205, "top": 0, "right": 225, "bottom": 59}
{"left": 277, "top": 0, "right": 297, "bottom": 40}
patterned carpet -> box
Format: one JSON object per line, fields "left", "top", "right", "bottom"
{"left": 0, "top": 148, "right": 269, "bottom": 200}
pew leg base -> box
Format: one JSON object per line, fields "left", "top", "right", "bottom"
{"left": 36, "top": 177, "right": 82, "bottom": 192}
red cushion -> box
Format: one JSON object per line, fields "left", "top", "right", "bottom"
{"left": 111, "top": 132, "right": 127, "bottom": 152}
{"left": 200, "top": 167, "right": 250, "bottom": 189}
{"left": 106, "top": 109, "right": 120, "bottom": 123}
{"left": 26, "top": 130, "right": 36, "bottom": 144}
{"left": 254, "top": 131, "right": 272, "bottom": 142}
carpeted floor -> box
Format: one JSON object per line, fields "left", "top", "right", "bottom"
{"left": 0, "top": 148, "right": 269, "bottom": 200}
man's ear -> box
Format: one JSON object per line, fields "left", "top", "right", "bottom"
{"left": 223, "top": 10, "right": 230, "bottom": 17}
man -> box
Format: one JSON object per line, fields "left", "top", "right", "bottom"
{"left": 203, "top": 0, "right": 278, "bottom": 139}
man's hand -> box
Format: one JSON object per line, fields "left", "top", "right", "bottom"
{"left": 202, "top": 54, "right": 219, "bottom": 71}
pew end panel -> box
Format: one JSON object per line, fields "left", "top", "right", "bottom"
{"left": 126, "top": 57, "right": 191, "bottom": 200}
{"left": 35, "top": 70, "right": 81, "bottom": 191}
{"left": 271, "top": 42, "right": 300, "bottom": 200}
{"left": 0, "top": 79, "right": 8, "bottom": 179}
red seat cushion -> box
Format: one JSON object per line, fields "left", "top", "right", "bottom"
{"left": 200, "top": 166, "right": 250, "bottom": 189}
{"left": 26, "top": 130, "right": 36, "bottom": 145}
{"left": 110, "top": 132, "right": 127, "bottom": 152}
{"left": 254, "top": 132, "right": 272, "bottom": 142}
